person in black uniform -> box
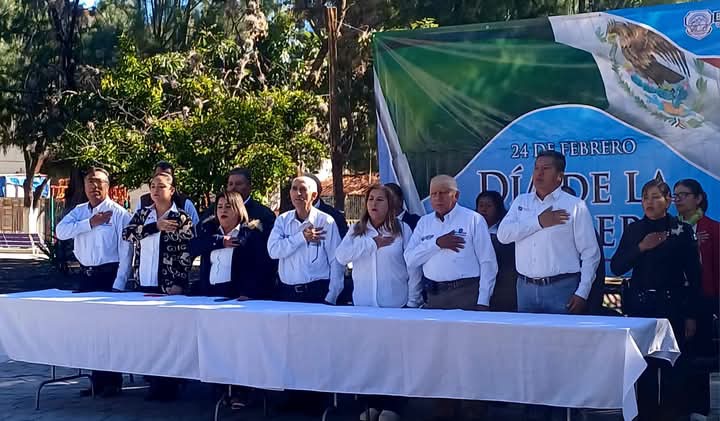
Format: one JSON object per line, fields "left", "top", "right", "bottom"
{"left": 611, "top": 178, "right": 700, "bottom": 421}
{"left": 475, "top": 190, "right": 517, "bottom": 312}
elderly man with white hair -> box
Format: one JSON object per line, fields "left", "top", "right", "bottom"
{"left": 267, "top": 176, "right": 345, "bottom": 304}
{"left": 405, "top": 174, "right": 498, "bottom": 310}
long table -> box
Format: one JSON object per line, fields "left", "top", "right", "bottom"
{"left": 0, "top": 289, "right": 680, "bottom": 420}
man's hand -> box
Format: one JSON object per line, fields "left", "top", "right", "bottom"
{"left": 90, "top": 211, "right": 113, "bottom": 228}
{"left": 157, "top": 217, "right": 179, "bottom": 232}
{"left": 566, "top": 294, "right": 587, "bottom": 314}
{"left": 685, "top": 318, "right": 697, "bottom": 339}
{"left": 538, "top": 207, "right": 569, "bottom": 228}
{"left": 167, "top": 285, "right": 183, "bottom": 295}
{"left": 373, "top": 235, "right": 395, "bottom": 249}
{"left": 474, "top": 304, "right": 489, "bottom": 311}
{"left": 436, "top": 231, "right": 465, "bottom": 252}
{"left": 638, "top": 232, "right": 667, "bottom": 252}
{"left": 303, "top": 225, "right": 326, "bottom": 244}
{"left": 223, "top": 235, "right": 239, "bottom": 248}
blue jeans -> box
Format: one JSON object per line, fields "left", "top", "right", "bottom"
{"left": 516, "top": 274, "right": 580, "bottom": 314}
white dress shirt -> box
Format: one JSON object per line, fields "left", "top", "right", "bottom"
{"left": 135, "top": 196, "right": 199, "bottom": 226}
{"left": 56, "top": 197, "right": 133, "bottom": 290}
{"left": 267, "top": 207, "right": 344, "bottom": 304}
{"left": 209, "top": 225, "right": 239, "bottom": 285}
{"left": 405, "top": 204, "right": 498, "bottom": 306}
{"left": 138, "top": 203, "right": 179, "bottom": 287}
{"left": 497, "top": 187, "right": 601, "bottom": 299}
{"left": 335, "top": 221, "right": 423, "bottom": 308}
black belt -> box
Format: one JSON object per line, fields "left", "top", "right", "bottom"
{"left": 518, "top": 272, "right": 579, "bottom": 286}
{"left": 80, "top": 262, "right": 119, "bottom": 277}
{"left": 281, "top": 279, "right": 328, "bottom": 294}
{"left": 424, "top": 277, "right": 478, "bottom": 293}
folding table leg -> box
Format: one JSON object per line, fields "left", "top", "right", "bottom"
{"left": 214, "top": 385, "right": 232, "bottom": 421}
{"left": 321, "top": 393, "right": 339, "bottom": 421}
{"left": 35, "top": 366, "right": 93, "bottom": 410}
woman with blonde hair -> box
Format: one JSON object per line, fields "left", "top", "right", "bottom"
{"left": 190, "top": 190, "right": 273, "bottom": 299}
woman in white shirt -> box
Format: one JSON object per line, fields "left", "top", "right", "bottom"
{"left": 336, "top": 184, "right": 421, "bottom": 308}
{"left": 335, "top": 184, "right": 420, "bottom": 421}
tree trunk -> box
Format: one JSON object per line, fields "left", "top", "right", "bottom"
{"left": 326, "top": 6, "right": 345, "bottom": 212}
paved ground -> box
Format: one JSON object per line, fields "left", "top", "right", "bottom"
{"left": 0, "top": 252, "right": 627, "bottom": 420}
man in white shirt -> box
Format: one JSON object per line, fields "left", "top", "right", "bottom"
{"left": 497, "top": 150, "right": 600, "bottom": 314}
{"left": 267, "top": 176, "right": 344, "bottom": 304}
{"left": 405, "top": 175, "right": 498, "bottom": 311}
{"left": 55, "top": 167, "right": 132, "bottom": 397}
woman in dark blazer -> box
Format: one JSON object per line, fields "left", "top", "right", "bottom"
{"left": 190, "top": 191, "right": 273, "bottom": 300}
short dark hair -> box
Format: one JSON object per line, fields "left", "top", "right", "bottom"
{"left": 536, "top": 150, "right": 566, "bottom": 173}
{"left": 641, "top": 178, "right": 671, "bottom": 198}
{"left": 674, "top": 178, "right": 708, "bottom": 212}
{"left": 385, "top": 182, "right": 403, "bottom": 201}
{"left": 475, "top": 190, "right": 507, "bottom": 220}
{"left": 228, "top": 168, "right": 251, "bottom": 184}
{"left": 155, "top": 160, "right": 174, "bottom": 175}
{"left": 85, "top": 167, "right": 110, "bottom": 180}
{"left": 561, "top": 185, "right": 577, "bottom": 197}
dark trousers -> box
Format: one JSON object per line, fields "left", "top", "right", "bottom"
{"left": 77, "top": 262, "right": 124, "bottom": 392}
{"left": 625, "top": 290, "right": 688, "bottom": 421}
{"left": 424, "top": 277, "right": 479, "bottom": 310}
{"left": 277, "top": 279, "right": 329, "bottom": 304}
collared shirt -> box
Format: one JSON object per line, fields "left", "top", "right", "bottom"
{"left": 335, "top": 221, "right": 423, "bottom": 308}
{"left": 497, "top": 187, "right": 600, "bottom": 299}
{"left": 135, "top": 196, "right": 199, "bottom": 226}
{"left": 267, "top": 207, "right": 344, "bottom": 304}
{"left": 405, "top": 204, "right": 498, "bottom": 306}
{"left": 56, "top": 197, "right": 133, "bottom": 290}
{"left": 209, "top": 225, "right": 240, "bottom": 285}
{"left": 138, "top": 203, "right": 179, "bottom": 287}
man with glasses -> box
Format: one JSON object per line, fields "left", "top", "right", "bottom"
{"left": 267, "top": 176, "right": 344, "bottom": 304}
{"left": 56, "top": 167, "right": 133, "bottom": 397}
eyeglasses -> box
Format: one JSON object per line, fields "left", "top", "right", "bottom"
{"left": 672, "top": 192, "right": 693, "bottom": 201}
{"left": 85, "top": 178, "right": 108, "bottom": 187}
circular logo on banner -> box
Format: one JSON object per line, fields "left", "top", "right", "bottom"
{"left": 684, "top": 10, "right": 713, "bottom": 40}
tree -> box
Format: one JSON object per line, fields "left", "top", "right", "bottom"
{"left": 0, "top": 0, "right": 63, "bottom": 223}
{"left": 58, "top": 35, "right": 325, "bottom": 208}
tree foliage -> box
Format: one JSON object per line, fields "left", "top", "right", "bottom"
{"left": 59, "top": 34, "right": 325, "bottom": 206}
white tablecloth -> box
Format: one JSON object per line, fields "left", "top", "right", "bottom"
{"left": 0, "top": 289, "right": 680, "bottom": 420}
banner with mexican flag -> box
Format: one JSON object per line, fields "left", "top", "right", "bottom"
{"left": 374, "top": 0, "right": 720, "bottom": 262}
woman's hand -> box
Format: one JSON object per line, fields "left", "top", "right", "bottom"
{"left": 157, "top": 216, "right": 179, "bottom": 232}
{"left": 638, "top": 232, "right": 667, "bottom": 252}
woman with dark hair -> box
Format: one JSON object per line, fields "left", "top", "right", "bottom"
{"left": 476, "top": 191, "right": 517, "bottom": 312}
{"left": 123, "top": 171, "right": 195, "bottom": 402}
{"left": 611, "top": 178, "right": 701, "bottom": 421}
{"left": 190, "top": 191, "right": 272, "bottom": 299}
{"left": 674, "top": 179, "right": 719, "bottom": 414}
